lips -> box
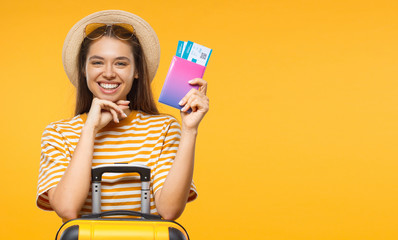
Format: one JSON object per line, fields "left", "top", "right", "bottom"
{"left": 99, "top": 82, "right": 120, "bottom": 89}
{"left": 98, "top": 82, "right": 121, "bottom": 94}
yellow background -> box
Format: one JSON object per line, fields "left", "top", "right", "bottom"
{"left": 0, "top": 0, "right": 397, "bottom": 239}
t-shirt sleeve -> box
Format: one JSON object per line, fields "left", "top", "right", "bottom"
{"left": 152, "top": 118, "right": 198, "bottom": 202}
{"left": 36, "top": 124, "right": 69, "bottom": 211}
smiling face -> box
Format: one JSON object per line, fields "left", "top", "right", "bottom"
{"left": 85, "top": 37, "right": 138, "bottom": 102}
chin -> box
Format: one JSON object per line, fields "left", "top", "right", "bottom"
{"left": 109, "top": 95, "right": 130, "bottom": 103}
{"left": 95, "top": 95, "right": 119, "bottom": 102}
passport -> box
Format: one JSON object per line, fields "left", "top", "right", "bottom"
{"left": 158, "top": 56, "right": 206, "bottom": 110}
{"left": 159, "top": 41, "right": 212, "bottom": 111}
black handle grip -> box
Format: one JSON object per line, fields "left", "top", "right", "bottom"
{"left": 91, "top": 164, "right": 151, "bottom": 182}
{"left": 81, "top": 210, "right": 161, "bottom": 220}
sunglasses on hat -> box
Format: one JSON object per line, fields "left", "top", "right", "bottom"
{"left": 84, "top": 23, "right": 135, "bottom": 41}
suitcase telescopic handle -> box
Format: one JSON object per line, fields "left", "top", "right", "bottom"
{"left": 82, "top": 210, "right": 161, "bottom": 220}
{"left": 91, "top": 164, "right": 151, "bottom": 215}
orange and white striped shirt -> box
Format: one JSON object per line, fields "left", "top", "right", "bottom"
{"left": 36, "top": 110, "right": 197, "bottom": 216}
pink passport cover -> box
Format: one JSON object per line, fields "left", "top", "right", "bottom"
{"left": 159, "top": 56, "right": 206, "bottom": 110}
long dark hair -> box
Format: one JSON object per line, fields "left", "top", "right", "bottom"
{"left": 75, "top": 26, "right": 159, "bottom": 115}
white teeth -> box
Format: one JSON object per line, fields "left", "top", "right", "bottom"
{"left": 99, "top": 83, "right": 120, "bottom": 89}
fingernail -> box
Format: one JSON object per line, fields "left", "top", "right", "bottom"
{"left": 123, "top": 113, "right": 127, "bottom": 117}
{"left": 178, "top": 100, "right": 183, "bottom": 106}
{"left": 188, "top": 80, "right": 193, "bottom": 84}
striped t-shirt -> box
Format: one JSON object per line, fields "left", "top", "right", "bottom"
{"left": 36, "top": 110, "right": 197, "bottom": 216}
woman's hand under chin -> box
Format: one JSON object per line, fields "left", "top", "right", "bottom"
{"left": 85, "top": 98, "right": 130, "bottom": 133}
{"left": 178, "top": 78, "right": 209, "bottom": 132}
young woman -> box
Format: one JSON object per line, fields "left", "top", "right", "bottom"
{"left": 36, "top": 10, "right": 209, "bottom": 221}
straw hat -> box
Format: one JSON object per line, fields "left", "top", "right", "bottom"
{"left": 62, "top": 10, "right": 160, "bottom": 87}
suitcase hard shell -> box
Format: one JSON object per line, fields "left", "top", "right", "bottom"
{"left": 55, "top": 164, "right": 190, "bottom": 240}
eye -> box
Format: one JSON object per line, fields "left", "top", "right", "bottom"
{"left": 115, "top": 61, "right": 128, "bottom": 66}
{"left": 91, "top": 61, "right": 103, "bottom": 65}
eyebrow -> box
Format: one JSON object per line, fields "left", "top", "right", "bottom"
{"left": 88, "top": 55, "right": 131, "bottom": 62}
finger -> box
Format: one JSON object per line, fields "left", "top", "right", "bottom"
{"left": 181, "top": 92, "right": 199, "bottom": 112}
{"left": 189, "top": 78, "right": 208, "bottom": 95}
{"left": 119, "top": 105, "right": 130, "bottom": 110}
{"left": 193, "top": 96, "right": 209, "bottom": 112}
{"left": 116, "top": 100, "right": 130, "bottom": 106}
{"left": 109, "top": 109, "right": 119, "bottom": 123}
{"left": 181, "top": 103, "right": 190, "bottom": 112}
{"left": 115, "top": 100, "right": 129, "bottom": 117}
{"left": 196, "top": 97, "right": 209, "bottom": 113}
{"left": 179, "top": 88, "right": 199, "bottom": 107}
{"left": 99, "top": 100, "right": 126, "bottom": 116}
{"left": 119, "top": 107, "right": 129, "bottom": 118}
{"left": 179, "top": 79, "right": 208, "bottom": 107}
{"left": 190, "top": 99, "right": 199, "bottom": 112}
{"left": 182, "top": 93, "right": 209, "bottom": 113}
{"left": 180, "top": 91, "right": 196, "bottom": 112}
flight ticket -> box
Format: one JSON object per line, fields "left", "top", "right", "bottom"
{"left": 176, "top": 40, "right": 212, "bottom": 67}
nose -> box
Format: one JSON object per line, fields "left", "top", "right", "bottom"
{"left": 102, "top": 63, "right": 116, "bottom": 79}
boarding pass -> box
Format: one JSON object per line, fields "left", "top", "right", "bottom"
{"left": 176, "top": 40, "right": 212, "bottom": 67}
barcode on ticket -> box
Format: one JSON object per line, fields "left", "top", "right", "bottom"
{"left": 178, "top": 40, "right": 212, "bottom": 67}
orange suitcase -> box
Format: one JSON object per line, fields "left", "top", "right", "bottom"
{"left": 55, "top": 164, "right": 190, "bottom": 240}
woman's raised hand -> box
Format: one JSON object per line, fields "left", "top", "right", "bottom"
{"left": 178, "top": 78, "right": 209, "bottom": 131}
{"left": 85, "top": 98, "right": 130, "bottom": 133}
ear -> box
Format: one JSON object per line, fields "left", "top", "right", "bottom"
{"left": 134, "top": 71, "right": 139, "bottom": 79}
